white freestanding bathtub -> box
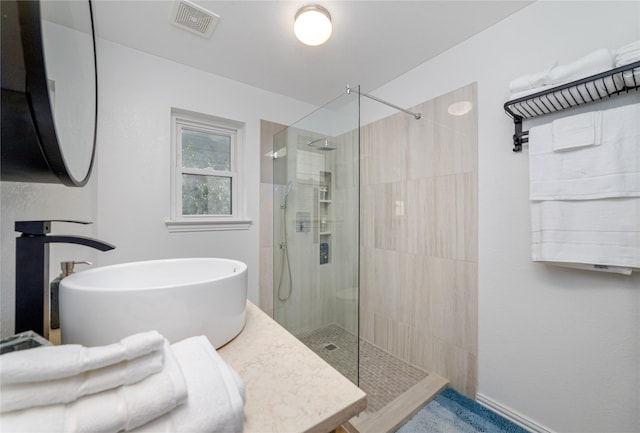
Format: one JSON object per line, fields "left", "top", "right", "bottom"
{"left": 60, "top": 258, "right": 247, "bottom": 348}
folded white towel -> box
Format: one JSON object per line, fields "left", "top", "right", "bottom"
{"left": 0, "top": 330, "right": 164, "bottom": 384}
{"left": 552, "top": 111, "right": 602, "bottom": 151}
{"left": 529, "top": 103, "right": 640, "bottom": 200}
{"left": 1, "top": 349, "right": 164, "bottom": 413}
{"left": 132, "top": 336, "right": 246, "bottom": 433}
{"left": 615, "top": 40, "right": 640, "bottom": 57}
{"left": 616, "top": 52, "right": 640, "bottom": 67}
{"left": 531, "top": 197, "right": 640, "bottom": 270}
{"left": 0, "top": 340, "right": 188, "bottom": 433}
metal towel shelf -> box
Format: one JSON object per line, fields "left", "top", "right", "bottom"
{"left": 504, "top": 61, "right": 640, "bottom": 152}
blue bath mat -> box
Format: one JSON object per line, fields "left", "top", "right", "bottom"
{"left": 396, "top": 388, "right": 529, "bottom": 433}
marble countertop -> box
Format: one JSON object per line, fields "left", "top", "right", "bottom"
{"left": 218, "top": 302, "right": 366, "bottom": 433}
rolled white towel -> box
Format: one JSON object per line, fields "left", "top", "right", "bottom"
{"left": 509, "top": 49, "right": 614, "bottom": 94}
{"left": 0, "top": 340, "right": 188, "bottom": 433}
{"left": 0, "top": 330, "right": 164, "bottom": 384}
{"left": 547, "top": 48, "right": 614, "bottom": 84}
{"left": 1, "top": 349, "right": 164, "bottom": 413}
{"left": 509, "top": 61, "right": 556, "bottom": 93}
{"left": 132, "top": 336, "right": 246, "bottom": 433}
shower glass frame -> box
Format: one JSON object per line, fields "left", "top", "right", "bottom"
{"left": 272, "top": 87, "right": 360, "bottom": 386}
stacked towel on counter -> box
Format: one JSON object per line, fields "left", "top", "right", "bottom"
{"left": 132, "top": 336, "right": 246, "bottom": 433}
{"left": 0, "top": 331, "right": 166, "bottom": 412}
{"left": 0, "top": 331, "right": 246, "bottom": 433}
{"left": 528, "top": 103, "right": 640, "bottom": 274}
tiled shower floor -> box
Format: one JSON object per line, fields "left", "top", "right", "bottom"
{"left": 296, "top": 324, "right": 428, "bottom": 414}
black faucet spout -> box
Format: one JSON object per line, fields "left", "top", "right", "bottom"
{"left": 14, "top": 220, "right": 115, "bottom": 337}
{"left": 43, "top": 235, "right": 115, "bottom": 252}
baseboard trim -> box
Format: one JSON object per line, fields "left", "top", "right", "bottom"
{"left": 476, "top": 393, "right": 556, "bottom": 433}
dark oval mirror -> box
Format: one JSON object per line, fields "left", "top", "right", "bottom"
{"left": 1, "top": 0, "right": 97, "bottom": 187}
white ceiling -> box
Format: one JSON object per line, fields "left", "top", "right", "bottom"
{"left": 93, "top": 1, "right": 532, "bottom": 106}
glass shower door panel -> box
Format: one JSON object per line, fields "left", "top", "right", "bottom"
{"left": 273, "top": 90, "right": 360, "bottom": 385}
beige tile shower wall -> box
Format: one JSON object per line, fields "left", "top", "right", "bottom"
{"left": 261, "top": 122, "right": 342, "bottom": 336}
{"left": 275, "top": 128, "right": 334, "bottom": 335}
{"left": 360, "top": 83, "right": 478, "bottom": 397}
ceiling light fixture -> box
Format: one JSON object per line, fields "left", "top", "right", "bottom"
{"left": 294, "top": 5, "right": 332, "bottom": 46}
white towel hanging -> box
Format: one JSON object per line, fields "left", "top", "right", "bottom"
{"left": 529, "top": 103, "right": 640, "bottom": 201}
{"left": 528, "top": 103, "right": 640, "bottom": 272}
{"left": 551, "top": 111, "right": 602, "bottom": 151}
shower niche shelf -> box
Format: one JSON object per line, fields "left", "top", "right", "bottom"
{"left": 504, "top": 61, "right": 640, "bottom": 151}
{"left": 319, "top": 171, "right": 332, "bottom": 201}
{"left": 318, "top": 171, "right": 332, "bottom": 265}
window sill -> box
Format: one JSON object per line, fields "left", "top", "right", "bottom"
{"left": 165, "top": 218, "right": 252, "bottom": 232}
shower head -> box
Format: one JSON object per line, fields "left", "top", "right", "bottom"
{"left": 306, "top": 137, "right": 336, "bottom": 151}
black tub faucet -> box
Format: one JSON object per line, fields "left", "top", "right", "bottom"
{"left": 14, "top": 220, "right": 115, "bottom": 338}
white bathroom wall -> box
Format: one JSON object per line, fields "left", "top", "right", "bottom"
{"left": 366, "top": 2, "right": 639, "bottom": 432}
{"left": 1, "top": 38, "right": 315, "bottom": 337}
{"left": 94, "top": 39, "right": 315, "bottom": 305}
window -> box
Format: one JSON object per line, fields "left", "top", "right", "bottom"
{"left": 167, "top": 109, "right": 251, "bottom": 231}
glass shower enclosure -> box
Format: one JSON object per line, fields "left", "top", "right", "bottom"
{"left": 272, "top": 89, "right": 360, "bottom": 384}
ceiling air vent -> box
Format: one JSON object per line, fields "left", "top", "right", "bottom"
{"left": 169, "top": 0, "right": 219, "bottom": 39}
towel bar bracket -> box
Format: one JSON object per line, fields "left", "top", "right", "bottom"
{"left": 512, "top": 117, "right": 528, "bottom": 152}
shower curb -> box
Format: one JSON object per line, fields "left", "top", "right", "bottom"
{"left": 346, "top": 373, "right": 448, "bottom": 433}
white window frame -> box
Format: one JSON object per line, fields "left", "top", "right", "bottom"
{"left": 166, "top": 108, "right": 251, "bottom": 232}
